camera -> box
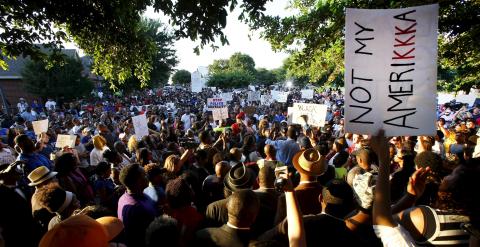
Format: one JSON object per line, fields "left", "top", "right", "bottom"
{"left": 274, "top": 166, "right": 288, "bottom": 192}
{"left": 178, "top": 137, "right": 199, "bottom": 149}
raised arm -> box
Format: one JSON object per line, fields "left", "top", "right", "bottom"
{"left": 281, "top": 173, "right": 306, "bottom": 247}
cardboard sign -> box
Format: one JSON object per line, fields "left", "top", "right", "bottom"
{"left": 248, "top": 91, "right": 261, "bottom": 102}
{"left": 271, "top": 91, "right": 288, "bottom": 103}
{"left": 301, "top": 89, "right": 314, "bottom": 99}
{"left": 207, "top": 98, "right": 225, "bottom": 108}
{"left": 212, "top": 107, "right": 229, "bottom": 121}
{"left": 32, "top": 119, "right": 48, "bottom": 135}
{"left": 261, "top": 95, "right": 274, "bottom": 105}
{"left": 344, "top": 4, "right": 438, "bottom": 136}
{"left": 221, "top": 93, "right": 233, "bottom": 102}
{"left": 132, "top": 114, "right": 149, "bottom": 140}
{"left": 291, "top": 103, "right": 328, "bottom": 127}
{"left": 56, "top": 134, "right": 77, "bottom": 148}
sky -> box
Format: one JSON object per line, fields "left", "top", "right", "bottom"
{"left": 142, "top": 0, "right": 293, "bottom": 72}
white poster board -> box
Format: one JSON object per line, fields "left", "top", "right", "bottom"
{"left": 212, "top": 107, "right": 229, "bottom": 121}
{"left": 132, "top": 114, "right": 149, "bottom": 140}
{"left": 56, "top": 134, "right": 77, "bottom": 148}
{"left": 301, "top": 89, "right": 314, "bottom": 99}
{"left": 221, "top": 93, "right": 233, "bottom": 102}
{"left": 207, "top": 98, "right": 225, "bottom": 108}
{"left": 344, "top": 4, "right": 438, "bottom": 136}
{"left": 291, "top": 103, "right": 328, "bottom": 127}
{"left": 248, "top": 91, "right": 261, "bottom": 102}
{"left": 261, "top": 95, "right": 274, "bottom": 105}
{"left": 272, "top": 91, "right": 289, "bottom": 103}
{"left": 32, "top": 119, "right": 48, "bottom": 135}
{"left": 249, "top": 85, "right": 256, "bottom": 91}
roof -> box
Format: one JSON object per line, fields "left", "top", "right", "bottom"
{"left": 0, "top": 45, "right": 79, "bottom": 78}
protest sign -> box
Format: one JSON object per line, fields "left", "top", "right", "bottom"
{"left": 301, "top": 89, "right": 314, "bottom": 99}
{"left": 212, "top": 107, "right": 229, "bottom": 121}
{"left": 221, "top": 92, "right": 233, "bottom": 102}
{"left": 166, "top": 102, "right": 175, "bottom": 109}
{"left": 248, "top": 91, "right": 261, "bottom": 102}
{"left": 271, "top": 91, "right": 288, "bottom": 103}
{"left": 32, "top": 119, "right": 48, "bottom": 135}
{"left": 344, "top": 4, "right": 438, "bottom": 136}
{"left": 132, "top": 114, "right": 149, "bottom": 140}
{"left": 291, "top": 103, "right": 328, "bottom": 127}
{"left": 56, "top": 134, "right": 76, "bottom": 148}
{"left": 249, "top": 85, "right": 256, "bottom": 91}
{"left": 207, "top": 98, "right": 225, "bottom": 108}
{"left": 261, "top": 95, "right": 274, "bottom": 105}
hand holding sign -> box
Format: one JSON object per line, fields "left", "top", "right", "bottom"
{"left": 56, "top": 135, "right": 77, "bottom": 148}
{"left": 32, "top": 119, "right": 48, "bottom": 136}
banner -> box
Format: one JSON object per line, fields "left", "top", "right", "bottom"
{"left": 291, "top": 103, "right": 328, "bottom": 127}
{"left": 248, "top": 91, "right": 261, "bottom": 102}
{"left": 132, "top": 114, "right": 149, "bottom": 140}
{"left": 301, "top": 89, "right": 314, "bottom": 99}
{"left": 207, "top": 98, "right": 225, "bottom": 108}
{"left": 271, "top": 91, "right": 288, "bottom": 103}
{"left": 221, "top": 92, "right": 233, "bottom": 102}
{"left": 261, "top": 95, "right": 274, "bottom": 105}
{"left": 56, "top": 134, "right": 77, "bottom": 148}
{"left": 212, "top": 107, "right": 229, "bottom": 121}
{"left": 32, "top": 119, "right": 48, "bottom": 135}
{"left": 344, "top": 4, "right": 438, "bottom": 136}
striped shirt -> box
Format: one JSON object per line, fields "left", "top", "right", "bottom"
{"left": 417, "top": 206, "right": 470, "bottom": 246}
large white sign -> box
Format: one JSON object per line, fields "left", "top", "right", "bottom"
{"left": 248, "top": 91, "right": 261, "bottom": 102}
{"left": 345, "top": 4, "right": 438, "bottom": 136}
{"left": 132, "top": 114, "right": 149, "bottom": 140}
{"left": 221, "top": 93, "right": 233, "bottom": 102}
{"left": 212, "top": 107, "right": 229, "bottom": 121}
{"left": 56, "top": 134, "right": 77, "bottom": 148}
{"left": 32, "top": 119, "right": 48, "bottom": 135}
{"left": 291, "top": 103, "right": 328, "bottom": 127}
{"left": 301, "top": 89, "right": 314, "bottom": 99}
{"left": 271, "top": 91, "right": 288, "bottom": 103}
{"left": 207, "top": 98, "right": 225, "bottom": 108}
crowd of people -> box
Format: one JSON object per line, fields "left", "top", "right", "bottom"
{"left": 0, "top": 85, "right": 479, "bottom": 247}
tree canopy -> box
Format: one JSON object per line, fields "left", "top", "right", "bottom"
{"left": 22, "top": 55, "right": 93, "bottom": 100}
{"left": 0, "top": 0, "right": 270, "bottom": 88}
{"left": 172, "top": 69, "right": 191, "bottom": 85}
{"left": 250, "top": 0, "right": 480, "bottom": 92}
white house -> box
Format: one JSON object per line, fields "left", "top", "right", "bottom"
{"left": 191, "top": 66, "right": 209, "bottom": 92}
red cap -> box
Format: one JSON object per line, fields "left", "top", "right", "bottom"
{"left": 236, "top": 112, "right": 245, "bottom": 119}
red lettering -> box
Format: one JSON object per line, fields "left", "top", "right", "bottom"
{"left": 393, "top": 48, "right": 415, "bottom": 60}
{"left": 394, "top": 35, "right": 415, "bottom": 47}
{"left": 395, "top": 23, "right": 417, "bottom": 35}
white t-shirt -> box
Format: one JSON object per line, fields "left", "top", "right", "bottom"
{"left": 45, "top": 100, "right": 56, "bottom": 110}
{"left": 181, "top": 114, "right": 192, "bottom": 130}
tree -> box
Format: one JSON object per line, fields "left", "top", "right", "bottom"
{"left": 250, "top": 0, "right": 480, "bottom": 92}
{"left": 1, "top": 0, "right": 270, "bottom": 88}
{"left": 207, "top": 70, "right": 254, "bottom": 89}
{"left": 228, "top": 52, "right": 256, "bottom": 75}
{"left": 22, "top": 56, "right": 93, "bottom": 100}
{"left": 255, "top": 68, "right": 277, "bottom": 86}
{"left": 172, "top": 70, "right": 191, "bottom": 85}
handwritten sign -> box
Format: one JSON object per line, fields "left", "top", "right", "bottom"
{"left": 271, "top": 91, "right": 288, "bottom": 103}
{"left": 301, "top": 89, "right": 314, "bottom": 99}
{"left": 261, "top": 95, "right": 274, "bottom": 105}
{"left": 221, "top": 93, "right": 233, "bottom": 102}
{"left": 32, "top": 119, "right": 48, "bottom": 135}
{"left": 132, "top": 114, "right": 149, "bottom": 140}
{"left": 344, "top": 4, "right": 438, "bottom": 136}
{"left": 56, "top": 134, "right": 77, "bottom": 148}
{"left": 212, "top": 107, "right": 229, "bottom": 121}
{"left": 291, "top": 103, "right": 328, "bottom": 127}
{"left": 207, "top": 98, "right": 225, "bottom": 108}
{"left": 248, "top": 91, "right": 261, "bottom": 102}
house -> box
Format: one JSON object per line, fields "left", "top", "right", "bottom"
{"left": 0, "top": 47, "right": 101, "bottom": 114}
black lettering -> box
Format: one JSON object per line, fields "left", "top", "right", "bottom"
{"left": 389, "top": 84, "right": 413, "bottom": 94}
{"left": 393, "top": 10, "right": 416, "bottom": 22}
{"left": 351, "top": 69, "right": 373, "bottom": 84}
{"left": 391, "top": 63, "right": 415, "bottom": 67}
{"left": 387, "top": 94, "right": 416, "bottom": 112}
{"left": 350, "top": 87, "right": 371, "bottom": 103}
{"left": 390, "top": 69, "right": 414, "bottom": 82}
{"left": 354, "top": 22, "right": 374, "bottom": 35}
{"left": 383, "top": 111, "right": 418, "bottom": 129}
{"left": 355, "top": 38, "right": 374, "bottom": 55}
{"left": 349, "top": 105, "right": 374, "bottom": 124}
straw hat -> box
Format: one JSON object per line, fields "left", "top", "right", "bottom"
{"left": 39, "top": 215, "right": 124, "bottom": 247}
{"left": 27, "top": 166, "right": 57, "bottom": 186}
{"left": 292, "top": 149, "right": 327, "bottom": 176}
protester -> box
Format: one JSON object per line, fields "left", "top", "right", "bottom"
{"left": 0, "top": 85, "right": 477, "bottom": 247}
